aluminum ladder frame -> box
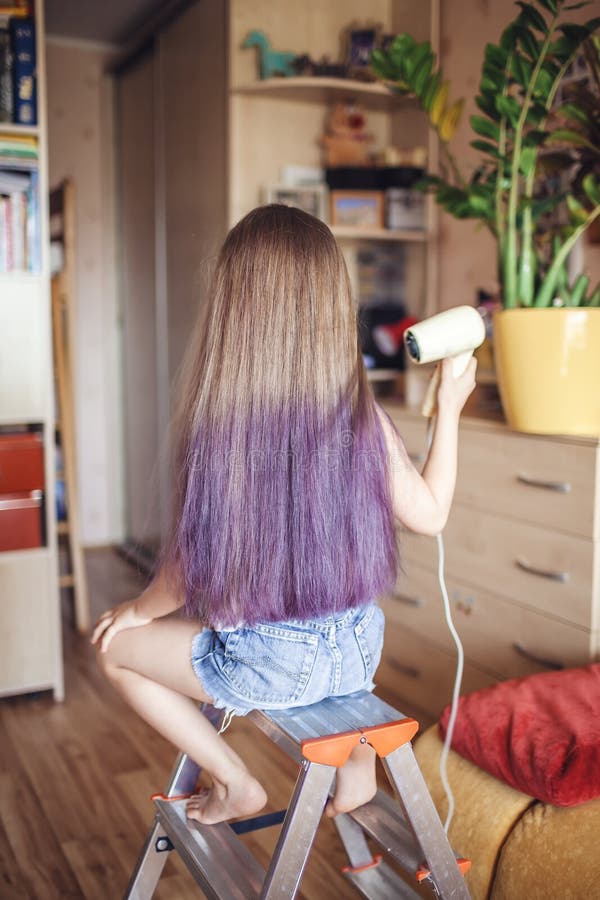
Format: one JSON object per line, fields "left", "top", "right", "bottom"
{"left": 124, "top": 691, "right": 471, "bottom": 899}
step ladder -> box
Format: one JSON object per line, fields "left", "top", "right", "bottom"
{"left": 125, "top": 691, "right": 471, "bottom": 899}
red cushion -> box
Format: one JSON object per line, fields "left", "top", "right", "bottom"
{"left": 439, "top": 664, "right": 600, "bottom": 807}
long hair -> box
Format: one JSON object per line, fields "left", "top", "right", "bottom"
{"left": 165, "top": 204, "right": 398, "bottom": 626}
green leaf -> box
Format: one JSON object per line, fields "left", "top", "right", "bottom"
{"left": 532, "top": 67, "right": 555, "bottom": 96}
{"left": 516, "top": 2, "right": 548, "bottom": 32}
{"left": 587, "top": 285, "right": 600, "bottom": 307}
{"left": 555, "top": 101, "right": 590, "bottom": 125}
{"left": 564, "top": 2, "right": 592, "bottom": 9}
{"left": 522, "top": 129, "right": 547, "bottom": 147}
{"left": 404, "top": 41, "right": 432, "bottom": 80}
{"left": 511, "top": 53, "right": 534, "bottom": 86}
{"left": 412, "top": 55, "right": 434, "bottom": 96}
{"left": 500, "top": 23, "right": 520, "bottom": 52}
{"left": 516, "top": 25, "right": 540, "bottom": 59}
{"left": 476, "top": 93, "right": 500, "bottom": 120}
{"left": 484, "top": 43, "right": 508, "bottom": 69}
{"left": 470, "top": 115, "right": 501, "bottom": 140}
{"left": 471, "top": 139, "right": 501, "bottom": 157}
{"left": 495, "top": 94, "right": 521, "bottom": 127}
{"left": 537, "top": 0, "right": 558, "bottom": 13}
{"left": 421, "top": 70, "right": 442, "bottom": 111}
{"left": 568, "top": 274, "right": 590, "bottom": 306}
{"left": 519, "top": 146, "right": 537, "bottom": 176}
{"left": 529, "top": 194, "right": 566, "bottom": 217}
{"left": 548, "top": 129, "right": 600, "bottom": 152}
{"left": 567, "top": 194, "right": 589, "bottom": 223}
{"left": 582, "top": 173, "right": 600, "bottom": 206}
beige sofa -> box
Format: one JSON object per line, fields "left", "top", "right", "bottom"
{"left": 414, "top": 726, "right": 600, "bottom": 900}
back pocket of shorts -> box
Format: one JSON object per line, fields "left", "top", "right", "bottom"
{"left": 222, "top": 627, "right": 319, "bottom": 705}
{"left": 354, "top": 605, "right": 385, "bottom": 682}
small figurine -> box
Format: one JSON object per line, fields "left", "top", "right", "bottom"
{"left": 242, "top": 31, "right": 297, "bottom": 79}
{"left": 321, "top": 102, "right": 374, "bottom": 167}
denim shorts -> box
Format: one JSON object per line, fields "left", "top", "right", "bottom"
{"left": 190, "top": 603, "right": 385, "bottom": 719}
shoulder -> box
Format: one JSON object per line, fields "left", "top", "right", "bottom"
{"left": 374, "top": 403, "right": 409, "bottom": 464}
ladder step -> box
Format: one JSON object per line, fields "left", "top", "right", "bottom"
{"left": 350, "top": 788, "right": 468, "bottom": 887}
{"left": 343, "top": 858, "right": 423, "bottom": 899}
{"left": 348, "top": 788, "right": 421, "bottom": 873}
{"left": 153, "top": 797, "right": 265, "bottom": 900}
{"left": 250, "top": 691, "right": 406, "bottom": 764}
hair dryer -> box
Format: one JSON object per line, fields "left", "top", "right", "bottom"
{"left": 403, "top": 305, "right": 486, "bottom": 417}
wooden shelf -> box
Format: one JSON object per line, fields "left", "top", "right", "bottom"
{"left": 0, "top": 123, "right": 39, "bottom": 137}
{"left": 331, "top": 225, "right": 428, "bottom": 242}
{"left": 232, "top": 76, "right": 413, "bottom": 110}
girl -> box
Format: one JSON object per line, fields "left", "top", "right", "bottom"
{"left": 91, "top": 204, "right": 475, "bottom": 826}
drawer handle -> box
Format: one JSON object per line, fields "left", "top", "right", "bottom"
{"left": 515, "top": 558, "right": 570, "bottom": 583}
{"left": 517, "top": 473, "right": 571, "bottom": 493}
{"left": 512, "top": 642, "right": 564, "bottom": 671}
{"left": 390, "top": 592, "right": 424, "bottom": 608}
{"left": 386, "top": 656, "right": 421, "bottom": 679}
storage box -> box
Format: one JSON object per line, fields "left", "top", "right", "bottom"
{"left": 0, "top": 490, "right": 43, "bottom": 551}
{"left": 385, "top": 188, "right": 425, "bottom": 230}
{"left": 0, "top": 432, "right": 44, "bottom": 492}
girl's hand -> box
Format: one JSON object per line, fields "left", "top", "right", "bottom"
{"left": 90, "top": 599, "right": 153, "bottom": 653}
{"left": 437, "top": 356, "right": 477, "bottom": 416}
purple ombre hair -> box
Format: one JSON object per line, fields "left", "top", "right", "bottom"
{"left": 165, "top": 205, "right": 399, "bottom": 626}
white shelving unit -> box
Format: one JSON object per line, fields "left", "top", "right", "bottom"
{"left": 0, "top": 0, "right": 63, "bottom": 700}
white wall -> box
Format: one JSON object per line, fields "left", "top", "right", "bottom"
{"left": 45, "top": 37, "right": 124, "bottom": 545}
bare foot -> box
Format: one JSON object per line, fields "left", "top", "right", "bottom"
{"left": 325, "top": 741, "right": 377, "bottom": 818}
{"left": 185, "top": 767, "right": 267, "bottom": 825}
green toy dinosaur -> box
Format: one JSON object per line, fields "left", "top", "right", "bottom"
{"left": 242, "top": 30, "right": 297, "bottom": 79}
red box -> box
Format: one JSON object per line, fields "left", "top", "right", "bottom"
{"left": 0, "top": 432, "right": 44, "bottom": 493}
{"left": 0, "top": 491, "right": 43, "bottom": 551}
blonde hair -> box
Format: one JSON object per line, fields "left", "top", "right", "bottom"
{"left": 166, "top": 204, "right": 398, "bottom": 625}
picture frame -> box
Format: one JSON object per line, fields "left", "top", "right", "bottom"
{"left": 330, "top": 190, "right": 384, "bottom": 229}
{"left": 263, "top": 184, "right": 328, "bottom": 221}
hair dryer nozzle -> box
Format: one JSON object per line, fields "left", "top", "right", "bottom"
{"left": 404, "top": 306, "right": 486, "bottom": 366}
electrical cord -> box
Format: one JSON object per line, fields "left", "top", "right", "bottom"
{"left": 426, "top": 417, "right": 464, "bottom": 834}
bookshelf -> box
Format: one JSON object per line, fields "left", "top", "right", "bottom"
{"left": 0, "top": 0, "right": 63, "bottom": 700}
{"left": 228, "top": 0, "right": 440, "bottom": 318}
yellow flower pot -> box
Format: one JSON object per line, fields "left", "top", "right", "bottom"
{"left": 493, "top": 308, "right": 600, "bottom": 437}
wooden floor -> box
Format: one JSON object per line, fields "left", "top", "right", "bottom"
{"left": 0, "top": 548, "right": 435, "bottom": 899}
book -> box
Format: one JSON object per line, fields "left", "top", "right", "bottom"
{"left": 10, "top": 15, "right": 35, "bottom": 125}
{"left": 0, "top": 165, "right": 38, "bottom": 271}
{"left": 0, "top": 24, "right": 11, "bottom": 122}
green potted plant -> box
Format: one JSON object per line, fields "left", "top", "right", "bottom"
{"left": 372, "top": 0, "right": 600, "bottom": 436}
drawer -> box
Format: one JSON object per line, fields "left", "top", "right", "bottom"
{"left": 455, "top": 425, "right": 598, "bottom": 539}
{"left": 0, "top": 432, "right": 44, "bottom": 492}
{"left": 0, "top": 491, "right": 43, "bottom": 551}
{"left": 378, "top": 618, "right": 497, "bottom": 721}
{"left": 383, "top": 562, "right": 596, "bottom": 681}
{"left": 403, "top": 506, "right": 597, "bottom": 630}
{"left": 381, "top": 404, "right": 599, "bottom": 539}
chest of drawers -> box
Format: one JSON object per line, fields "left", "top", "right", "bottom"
{"left": 378, "top": 403, "right": 600, "bottom": 721}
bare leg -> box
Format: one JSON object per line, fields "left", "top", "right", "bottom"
{"left": 96, "top": 617, "right": 266, "bottom": 824}
{"left": 325, "top": 742, "right": 377, "bottom": 817}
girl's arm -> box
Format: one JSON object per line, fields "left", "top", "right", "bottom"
{"left": 377, "top": 356, "right": 476, "bottom": 536}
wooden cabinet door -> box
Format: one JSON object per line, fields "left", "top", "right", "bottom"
{"left": 117, "top": 50, "right": 161, "bottom": 554}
